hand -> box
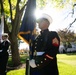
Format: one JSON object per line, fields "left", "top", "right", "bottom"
{"left": 0, "top": 39, "right": 3, "bottom": 43}
{"left": 29, "top": 59, "right": 37, "bottom": 68}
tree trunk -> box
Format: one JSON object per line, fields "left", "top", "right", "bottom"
{"left": 9, "top": 12, "right": 23, "bottom": 66}
{"left": 10, "top": 34, "right": 21, "bottom": 66}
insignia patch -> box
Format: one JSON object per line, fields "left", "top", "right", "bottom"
{"left": 52, "top": 38, "right": 59, "bottom": 47}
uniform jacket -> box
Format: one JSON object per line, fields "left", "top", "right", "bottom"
{"left": 31, "top": 29, "right": 60, "bottom": 75}
{"left": 0, "top": 40, "right": 10, "bottom": 55}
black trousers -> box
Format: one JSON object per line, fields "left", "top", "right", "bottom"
{"left": 30, "top": 63, "right": 59, "bottom": 75}
{"left": 0, "top": 52, "right": 9, "bottom": 75}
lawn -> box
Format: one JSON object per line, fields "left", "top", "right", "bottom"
{"left": 57, "top": 53, "right": 76, "bottom": 75}
{"left": 7, "top": 53, "right": 76, "bottom": 75}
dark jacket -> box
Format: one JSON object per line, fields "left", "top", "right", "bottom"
{"left": 0, "top": 40, "right": 10, "bottom": 55}
{"left": 0, "top": 40, "right": 10, "bottom": 74}
{"left": 31, "top": 29, "right": 60, "bottom": 75}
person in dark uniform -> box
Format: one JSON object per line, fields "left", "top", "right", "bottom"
{"left": 0, "top": 33, "right": 10, "bottom": 75}
{"left": 29, "top": 13, "right": 60, "bottom": 75}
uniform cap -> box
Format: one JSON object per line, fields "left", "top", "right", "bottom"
{"left": 2, "top": 33, "right": 8, "bottom": 37}
{"left": 37, "top": 13, "right": 53, "bottom": 24}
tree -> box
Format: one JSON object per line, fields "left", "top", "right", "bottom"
{"left": 0, "top": 0, "right": 27, "bottom": 66}
{"left": 58, "top": 28, "right": 76, "bottom": 43}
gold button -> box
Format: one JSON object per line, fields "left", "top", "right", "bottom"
{"left": 35, "top": 43, "right": 37, "bottom": 45}
{"left": 33, "top": 50, "right": 37, "bottom": 56}
{"left": 37, "top": 64, "right": 39, "bottom": 66}
{"left": 35, "top": 47, "right": 36, "bottom": 48}
{"left": 41, "top": 61, "right": 43, "bottom": 63}
{"left": 44, "top": 58, "right": 46, "bottom": 60}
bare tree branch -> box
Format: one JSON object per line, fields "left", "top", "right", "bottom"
{"left": 64, "top": 3, "right": 76, "bottom": 20}
{"left": 72, "top": 3, "right": 76, "bottom": 15}
{"left": 64, "top": 12, "right": 72, "bottom": 20}
{"left": 14, "top": 1, "right": 27, "bottom": 35}
{"left": 67, "top": 18, "right": 76, "bottom": 31}
{"left": 12, "top": 0, "right": 26, "bottom": 35}
{"left": 0, "top": 0, "right": 4, "bottom": 15}
{"left": 73, "top": 4, "right": 76, "bottom": 7}
{"left": 20, "top": 1, "right": 27, "bottom": 14}
{"left": 8, "top": 0, "right": 13, "bottom": 24}
{"left": 69, "top": 18, "right": 76, "bottom": 26}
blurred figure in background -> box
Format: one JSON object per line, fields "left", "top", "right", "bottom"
{"left": 0, "top": 33, "right": 10, "bottom": 75}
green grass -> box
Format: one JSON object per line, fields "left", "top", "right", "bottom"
{"left": 8, "top": 54, "right": 28, "bottom": 66}
{"left": 57, "top": 54, "right": 76, "bottom": 75}
{"left": 7, "top": 69, "right": 25, "bottom": 75}
{"left": 7, "top": 53, "right": 76, "bottom": 75}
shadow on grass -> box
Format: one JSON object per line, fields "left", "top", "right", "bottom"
{"left": 66, "top": 53, "right": 76, "bottom": 55}
{"left": 7, "top": 54, "right": 28, "bottom": 72}
{"left": 7, "top": 63, "right": 26, "bottom": 72}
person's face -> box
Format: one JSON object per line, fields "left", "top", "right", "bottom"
{"left": 2, "top": 36, "right": 7, "bottom": 40}
{"left": 38, "top": 20, "right": 45, "bottom": 29}
{"left": 38, "top": 19, "right": 49, "bottom": 30}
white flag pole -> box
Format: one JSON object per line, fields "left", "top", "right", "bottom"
{"left": 0, "top": 15, "right": 4, "bottom": 39}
